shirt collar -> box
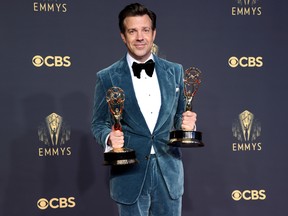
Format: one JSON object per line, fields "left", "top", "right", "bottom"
{"left": 126, "top": 52, "right": 154, "bottom": 69}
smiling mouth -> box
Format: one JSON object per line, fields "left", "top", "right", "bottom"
{"left": 136, "top": 43, "right": 145, "bottom": 45}
{"left": 135, "top": 45, "right": 146, "bottom": 50}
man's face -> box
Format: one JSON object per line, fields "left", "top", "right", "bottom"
{"left": 121, "top": 14, "right": 156, "bottom": 62}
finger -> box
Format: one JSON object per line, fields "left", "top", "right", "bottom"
{"left": 183, "top": 111, "right": 197, "bottom": 117}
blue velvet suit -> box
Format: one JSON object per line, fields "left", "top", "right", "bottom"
{"left": 91, "top": 54, "right": 186, "bottom": 205}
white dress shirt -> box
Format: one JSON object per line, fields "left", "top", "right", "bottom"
{"left": 127, "top": 53, "right": 161, "bottom": 153}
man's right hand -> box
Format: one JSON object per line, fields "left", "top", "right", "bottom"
{"left": 108, "top": 125, "right": 124, "bottom": 149}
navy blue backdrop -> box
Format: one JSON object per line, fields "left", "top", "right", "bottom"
{"left": 1, "top": 0, "right": 288, "bottom": 215}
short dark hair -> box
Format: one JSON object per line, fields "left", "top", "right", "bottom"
{"left": 118, "top": 3, "right": 157, "bottom": 34}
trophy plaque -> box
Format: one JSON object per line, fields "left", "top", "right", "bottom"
{"left": 169, "top": 67, "right": 204, "bottom": 147}
{"left": 104, "top": 87, "right": 138, "bottom": 165}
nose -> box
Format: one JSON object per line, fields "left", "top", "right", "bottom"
{"left": 136, "top": 31, "right": 144, "bottom": 41}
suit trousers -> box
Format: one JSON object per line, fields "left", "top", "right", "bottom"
{"left": 117, "top": 154, "right": 182, "bottom": 216}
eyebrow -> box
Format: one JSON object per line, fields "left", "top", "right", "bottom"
{"left": 127, "top": 26, "right": 151, "bottom": 31}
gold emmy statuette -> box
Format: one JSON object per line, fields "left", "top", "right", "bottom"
{"left": 169, "top": 67, "right": 204, "bottom": 147}
{"left": 104, "top": 87, "right": 138, "bottom": 165}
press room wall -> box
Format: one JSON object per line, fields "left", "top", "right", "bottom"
{"left": 1, "top": 1, "right": 288, "bottom": 216}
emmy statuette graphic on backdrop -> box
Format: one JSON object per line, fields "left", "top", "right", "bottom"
{"left": 104, "top": 87, "right": 138, "bottom": 165}
{"left": 169, "top": 67, "right": 204, "bottom": 147}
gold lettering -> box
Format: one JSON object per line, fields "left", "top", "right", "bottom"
{"left": 259, "top": 190, "right": 266, "bottom": 200}
{"left": 38, "top": 147, "right": 72, "bottom": 157}
{"left": 238, "top": 143, "right": 245, "bottom": 151}
{"left": 251, "top": 7, "right": 257, "bottom": 15}
{"left": 59, "top": 197, "right": 68, "bottom": 208}
{"left": 66, "top": 147, "right": 72, "bottom": 155}
{"left": 68, "top": 197, "right": 76, "bottom": 207}
{"left": 232, "top": 7, "right": 262, "bottom": 16}
{"left": 257, "top": 7, "right": 262, "bottom": 15}
{"left": 52, "top": 148, "right": 59, "bottom": 156}
{"left": 62, "top": 4, "right": 67, "bottom": 13}
{"left": 244, "top": 143, "right": 250, "bottom": 151}
{"left": 237, "top": 7, "right": 244, "bottom": 15}
{"left": 232, "top": 7, "right": 237, "bottom": 16}
{"left": 243, "top": 7, "right": 250, "bottom": 15}
{"left": 45, "top": 148, "right": 51, "bottom": 156}
{"left": 47, "top": 3, "right": 55, "bottom": 12}
{"left": 243, "top": 190, "right": 251, "bottom": 200}
{"left": 251, "top": 143, "right": 257, "bottom": 150}
{"left": 232, "top": 143, "right": 237, "bottom": 151}
{"left": 60, "top": 147, "right": 64, "bottom": 155}
{"left": 63, "top": 56, "right": 71, "bottom": 67}
{"left": 45, "top": 56, "right": 54, "bottom": 67}
{"left": 54, "top": 56, "right": 63, "bottom": 67}
{"left": 39, "top": 3, "right": 46, "bottom": 12}
{"left": 33, "top": 2, "right": 68, "bottom": 13}
{"left": 39, "top": 148, "right": 43, "bottom": 156}
{"left": 50, "top": 198, "right": 59, "bottom": 209}
{"left": 56, "top": 3, "right": 62, "bottom": 12}
{"left": 232, "top": 143, "right": 262, "bottom": 151}
{"left": 251, "top": 7, "right": 262, "bottom": 15}
{"left": 33, "top": 2, "right": 38, "bottom": 11}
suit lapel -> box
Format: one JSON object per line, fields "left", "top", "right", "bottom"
{"left": 109, "top": 57, "right": 150, "bottom": 133}
{"left": 153, "top": 56, "right": 176, "bottom": 134}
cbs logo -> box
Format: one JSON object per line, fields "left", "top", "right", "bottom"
{"left": 37, "top": 197, "right": 76, "bottom": 210}
{"left": 231, "top": 190, "right": 266, "bottom": 201}
{"left": 228, "top": 56, "right": 263, "bottom": 68}
{"left": 32, "top": 55, "right": 71, "bottom": 67}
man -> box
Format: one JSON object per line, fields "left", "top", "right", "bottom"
{"left": 91, "top": 3, "right": 197, "bottom": 215}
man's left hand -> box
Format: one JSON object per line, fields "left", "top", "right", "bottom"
{"left": 181, "top": 111, "right": 197, "bottom": 131}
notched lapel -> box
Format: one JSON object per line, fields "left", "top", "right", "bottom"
{"left": 154, "top": 61, "right": 177, "bottom": 133}
{"left": 109, "top": 58, "right": 149, "bottom": 133}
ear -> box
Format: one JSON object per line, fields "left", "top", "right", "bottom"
{"left": 120, "top": 33, "right": 126, "bottom": 44}
{"left": 152, "top": 29, "right": 157, "bottom": 41}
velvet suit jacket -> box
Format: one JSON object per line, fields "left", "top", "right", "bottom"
{"left": 91, "top": 54, "right": 185, "bottom": 205}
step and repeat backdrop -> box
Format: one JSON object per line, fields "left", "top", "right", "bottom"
{"left": 1, "top": 0, "right": 288, "bottom": 216}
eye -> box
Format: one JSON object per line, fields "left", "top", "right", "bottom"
{"left": 127, "top": 29, "right": 136, "bottom": 35}
{"left": 143, "top": 28, "right": 150, "bottom": 33}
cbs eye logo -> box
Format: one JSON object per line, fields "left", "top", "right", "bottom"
{"left": 231, "top": 190, "right": 266, "bottom": 201}
{"left": 37, "top": 197, "right": 76, "bottom": 210}
{"left": 228, "top": 56, "right": 263, "bottom": 68}
{"left": 32, "top": 55, "right": 71, "bottom": 67}
{"left": 37, "top": 198, "right": 49, "bottom": 210}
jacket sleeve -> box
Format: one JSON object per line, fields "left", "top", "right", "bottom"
{"left": 91, "top": 72, "right": 112, "bottom": 148}
{"left": 173, "top": 64, "right": 185, "bottom": 130}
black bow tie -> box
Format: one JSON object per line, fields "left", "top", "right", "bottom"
{"left": 132, "top": 59, "right": 155, "bottom": 79}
